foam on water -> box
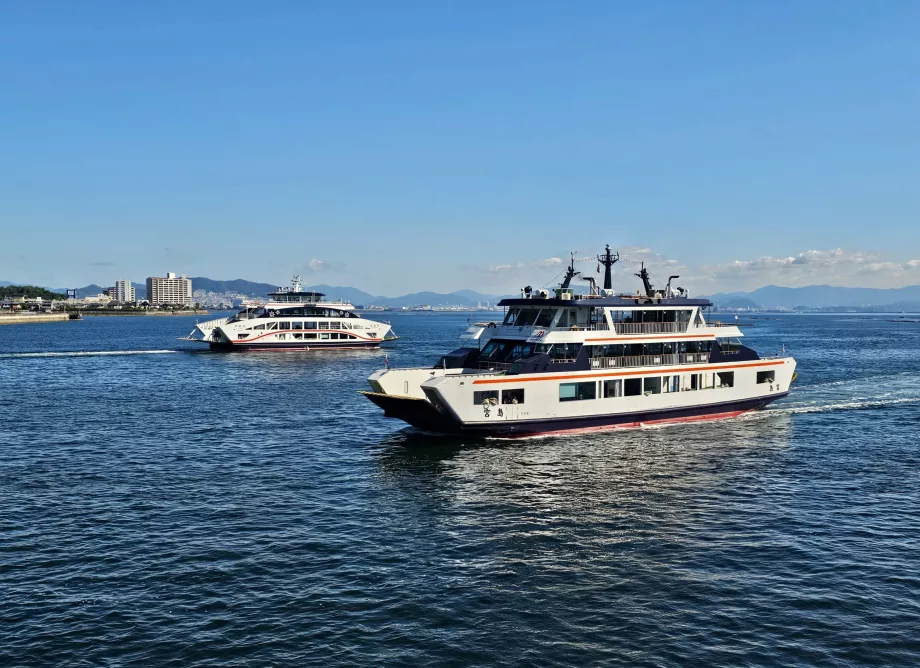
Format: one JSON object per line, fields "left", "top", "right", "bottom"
{"left": 0, "top": 349, "right": 179, "bottom": 359}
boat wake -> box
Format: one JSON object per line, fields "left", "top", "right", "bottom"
{"left": 0, "top": 349, "right": 180, "bottom": 359}
{"left": 759, "top": 372, "right": 920, "bottom": 417}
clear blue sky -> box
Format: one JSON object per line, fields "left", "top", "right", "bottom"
{"left": 2, "top": 1, "right": 918, "bottom": 294}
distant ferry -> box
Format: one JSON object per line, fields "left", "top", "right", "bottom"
{"left": 361, "top": 247, "right": 796, "bottom": 436}
{"left": 183, "top": 276, "right": 397, "bottom": 351}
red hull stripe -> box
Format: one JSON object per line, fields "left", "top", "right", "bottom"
{"left": 586, "top": 333, "right": 717, "bottom": 342}
{"left": 240, "top": 345, "right": 379, "bottom": 352}
{"left": 471, "top": 359, "right": 785, "bottom": 385}
{"left": 502, "top": 409, "right": 748, "bottom": 437}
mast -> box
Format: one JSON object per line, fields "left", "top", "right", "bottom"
{"left": 635, "top": 262, "right": 655, "bottom": 298}
{"left": 559, "top": 252, "right": 580, "bottom": 289}
{"left": 596, "top": 244, "right": 620, "bottom": 290}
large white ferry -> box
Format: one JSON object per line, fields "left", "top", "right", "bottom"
{"left": 361, "top": 247, "right": 796, "bottom": 437}
{"left": 183, "top": 276, "right": 396, "bottom": 351}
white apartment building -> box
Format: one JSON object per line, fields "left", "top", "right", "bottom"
{"left": 146, "top": 272, "right": 193, "bottom": 306}
{"left": 114, "top": 279, "right": 135, "bottom": 303}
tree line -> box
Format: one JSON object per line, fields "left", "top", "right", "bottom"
{"left": 0, "top": 286, "right": 68, "bottom": 300}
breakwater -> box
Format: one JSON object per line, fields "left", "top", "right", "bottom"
{"left": 0, "top": 312, "right": 70, "bottom": 325}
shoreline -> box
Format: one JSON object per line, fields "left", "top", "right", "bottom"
{"left": 0, "top": 310, "right": 209, "bottom": 325}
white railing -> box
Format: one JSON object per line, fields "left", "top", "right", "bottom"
{"left": 612, "top": 322, "right": 688, "bottom": 334}
{"left": 589, "top": 353, "right": 710, "bottom": 369}
{"left": 196, "top": 316, "right": 230, "bottom": 330}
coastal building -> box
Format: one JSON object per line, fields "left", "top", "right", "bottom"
{"left": 114, "top": 279, "right": 135, "bottom": 303}
{"left": 146, "top": 272, "right": 193, "bottom": 306}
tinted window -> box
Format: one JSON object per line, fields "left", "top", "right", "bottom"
{"left": 502, "top": 389, "right": 524, "bottom": 404}
{"left": 474, "top": 390, "right": 499, "bottom": 405}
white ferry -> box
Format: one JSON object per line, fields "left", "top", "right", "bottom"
{"left": 183, "top": 276, "right": 396, "bottom": 351}
{"left": 361, "top": 248, "right": 796, "bottom": 437}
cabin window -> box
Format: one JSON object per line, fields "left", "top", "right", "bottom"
{"left": 306, "top": 321, "right": 317, "bottom": 329}
{"left": 757, "top": 370, "right": 775, "bottom": 384}
{"left": 535, "top": 309, "right": 556, "bottom": 327}
{"left": 559, "top": 381, "right": 596, "bottom": 401}
{"left": 279, "top": 321, "right": 291, "bottom": 330}
{"left": 550, "top": 343, "right": 582, "bottom": 362}
{"left": 603, "top": 379, "right": 622, "bottom": 398}
{"left": 624, "top": 378, "right": 642, "bottom": 396}
{"left": 330, "top": 332, "right": 339, "bottom": 339}
{"left": 662, "top": 375, "right": 679, "bottom": 393}
{"left": 237, "top": 333, "right": 249, "bottom": 339}
{"left": 277, "top": 333, "right": 286, "bottom": 340}
{"left": 718, "top": 338, "right": 742, "bottom": 354}
{"left": 508, "top": 343, "right": 533, "bottom": 360}
{"left": 330, "top": 321, "right": 340, "bottom": 329}
{"left": 368, "top": 332, "right": 377, "bottom": 338}
{"left": 267, "top": 322, "right": 278, "bottom": 331}
{"left": 689, "top": 374, "right": 699, "bottom": 391}
{"left": 662, "top": 342, "right": 675, "bottom": 355}
{"left": 318, "top": 322, "right": 329, "bottom": 330}
{"left": 515, "top": 309, "right": 540, "bottom": 327}
{"left": 644, "top": 377, "right": 662, "bottom": 394}
{"left": 556, "top": 310, "right": 570, "bottom": 328}
{"left": 251, "top": 324, "right": 265, "bottom": 330}
{"left": 306, "top": 333, "right": 317, "bottom": 340}
{"left": 474, "top": 390, "right": 499, "bottom": 405}
{"left": 503, "top": 308, "right": 520, "bottom": 325}
{"left": 702, "top": 373, "right": 715, "bottom": 389}
{"left": 292, "top": 333, "right": 302, "bottom": 340}
{"left": 717, "top": 371, "right": 735, "bottom": 388}
{"left": 293, "top": 321, "right": 303, "bottom": 329}
{"left": 502, "top": 389, "right": 525, "bottom": 404}
{"left": 320, "top": 333, "right": 330, "bottom": 340}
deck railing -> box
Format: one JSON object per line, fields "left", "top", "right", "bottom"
{"left": 612, "top": 322, "right": 688, "bottom": 335}
{"left": 589, "top": 352, "right": 710, "bottom": 369}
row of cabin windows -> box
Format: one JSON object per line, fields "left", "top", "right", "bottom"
{"left": 260, "top": 307, "right": 358, "bottom": 318}
{"left": 249, "top": 321, "right": 358, "bottom": 331}
{"left": 588, "top": 341, "right": 713, "bottom": 357}
{"left": 559, "top": 371, "right": 736, "bottom": 401}
{"left": 503, "top": 308, "right": 561, "bottom": 328}
{"left": 608, "top": 309, "right": 693, "bottom": 324}
{"left": 240, "top": 331, "right": 360, "bottom": 341}
{"left": 471, "top": 370, "right": 773, "bottom": 408}
{"left": 473, "top": 389, "right": 525, "bottom": 405}
{"left": 481, "top": 338, "right": 720, "bottom": 366}
{"left": 504, "top": 308, "right": 697, "bottom": 329}
{"left": 480, "top": 340, "right": 535, "bottom": 362}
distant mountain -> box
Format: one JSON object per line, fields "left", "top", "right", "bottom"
{"left": 190, "top": 277, "right": 279, "bottom": 297}
{"left": 706, "top": 284, "right": 920, "bottom": 309}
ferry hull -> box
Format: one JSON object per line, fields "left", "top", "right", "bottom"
{"left": 360, "top": 392, "right": 788, "bottom": 437}
{"left": 210, "top": 341, "right": 382, "bottom": 352}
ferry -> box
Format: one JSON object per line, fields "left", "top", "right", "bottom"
{"left": 360, "top": 247, "right": 796, "bottom": 437}
{"left": 182, "top": 276, "right": 397, "bottom": 351}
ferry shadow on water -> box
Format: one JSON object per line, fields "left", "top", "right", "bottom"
{"left": 375, "top": 410, "right": 795, "bottom": 482}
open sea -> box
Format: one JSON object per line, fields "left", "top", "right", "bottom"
{"left": 1, "top": 312, "right": 919, "bottom": 667}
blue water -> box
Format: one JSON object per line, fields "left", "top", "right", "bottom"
{"left": 1, "top": 313, "right": 919, "bottom": 666}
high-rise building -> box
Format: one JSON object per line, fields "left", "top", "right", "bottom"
{"left": 114, "top": 279, "right": 135, "bottom": 303}
{"left": 146, "top": 272, "right": 193, "bottom": 306}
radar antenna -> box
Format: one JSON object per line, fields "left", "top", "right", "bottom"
{"left": 559, "top": 252, "right": 580, "bottom": 289}
{"left": 292, "top": 274, "right": 303, "bottom": 292}
{"left": 596, "top": 244, "right": 620, "bottom": 291}
{"left": 635, "top": 263, "right": 655, "bottom": 298}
